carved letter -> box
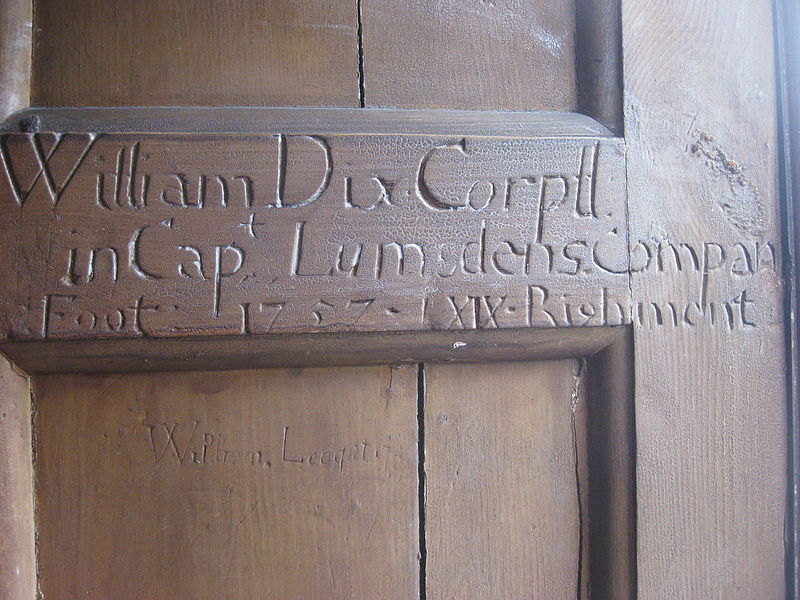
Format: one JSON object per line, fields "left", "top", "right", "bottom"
{"left": 0, "top": 133, "right": 96, "bottom": 207}
{"left": 212, "top": 243, "right": 245, "bottom": 317}
{"left": 416, "top": 138, "right": 468, "bottom": 210}
{"left": 275, "top": 135, "right": 332, "bottom": 208}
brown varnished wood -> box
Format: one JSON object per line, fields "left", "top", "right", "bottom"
{"left": 423, "top": 360, "right": 588, "bottom": 599}
{"left": 4, "top": 0, "right": 792, "bottom": 598}
{"left": 31, "top": 0, "right": 359, "bottom": 107}
{"left": 34, "top": 365, "right": 419, "bottom": 600}
{"left": 362, "top": 0, "right": 578, "bottom": 111}
{"left": 0, "top": 354, "right": 34, "bottom": 600}
{"left": 1, "top": 327, "right": 623, "bottom": 375}
{"left": 0, "top": 3, "right": 639, "bottom": 600}
{"left": 0, "top": 120, "right": 629, "bottom": 357}
{"left": 623, "top": 0, "right": 788, "bottom": 596}
{"left": 21, "top": 5, "right": 634, "bottom": 600}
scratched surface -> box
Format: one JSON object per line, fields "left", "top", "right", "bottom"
{"left": 424, "top": 359, "right": 589, "bottom": 599}
{"left": 33, "top": 366, "right": 419, "bottom": 600}
{"left": 0, "top": 130, "right": 628, "bottom": 343}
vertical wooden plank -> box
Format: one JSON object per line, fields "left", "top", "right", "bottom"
{"left": 0, "top": 0, "right": 31, "bottom": 119}
{"left": 623, "top": 0, "right": 788, "bottom": 597}
{"left": 33, "top": 365, "right": 419, "bottom": 600}
{"left": 361, "top": 0, "right": 578, "bottom": 111}
{"left": 32, "top": 0, "right": 359, "bottom": 107}
{"left": 0, "top": 355, "right": 35, "bottom": 600}
{"left": 424, "top": 360, "right": 587, "bottom": 599}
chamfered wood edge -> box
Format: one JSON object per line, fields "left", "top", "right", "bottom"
{"left": 776, "top": 0, "right": 800, "bottom": 594}
{"left": 576, "top": 0, "right": 624, "bottom": 135}
{"left": 0, "top": 106, "right": 614, "bottom": 137}
{"left": 586, "top": 328, "right": 637, "bottom": 598}
{"left": 0, "top": 326, "right": 627, "bottom": 375}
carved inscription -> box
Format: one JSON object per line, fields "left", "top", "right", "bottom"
{"left": 0, "top": 131, "right": 630, "bottom": 340}
{"left": 143, "top": 420, "right": 401, "bottom": 475}
{"left": 36, "top": 366, "right": 419, "bottom": 599}
{"left": 628, "top": 235, "right": 779, "bottom": 330}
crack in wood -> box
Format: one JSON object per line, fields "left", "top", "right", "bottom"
{"left": 570, "top": 358, "right": 585, "bottom": 600}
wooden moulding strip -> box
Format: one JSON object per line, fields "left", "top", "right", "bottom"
{"left": 0, "top": 107, "right": 614, "bottom": 137}
{"left": 0, "top": 326, "right": 625, "bottom": 374}
{"left": 776, "top": 0, "right": 800, "bottom": 593}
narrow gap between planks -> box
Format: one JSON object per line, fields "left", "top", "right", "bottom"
{"left": 571, "top": 359, "right": 585, "bottom": 600}
{"left": 417, "top": 363, "right": 427, "bottom": 600}
{"left": 356, "top": 0, "right": 366, "bottom": 108}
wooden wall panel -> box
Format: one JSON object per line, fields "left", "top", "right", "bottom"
{"left": 0, "top": 354, "right": 35, "bottom": 600}
{"left": 623, "top": 0, "right": 788, "bottom": 597}
{"left": 32, "top": 0, "right": 359, "bottom": 107}
{"left": 423, "top": 360, "right": 588, "bottom": 599}
{"left": 361, "top": 0, "right": 578, "bottom": 111}
{"left": 33, "top": 366, "right": 419, "bottom": 600}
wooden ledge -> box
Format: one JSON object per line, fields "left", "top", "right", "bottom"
{"left": 1, "top": 326, "right": 626, "bottom": 374}
{"left": 1, "top": 107, "right": 614, "bottom": 137}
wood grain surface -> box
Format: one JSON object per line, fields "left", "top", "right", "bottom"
{"left": 0, "top": 124, "right": 629, "bottom": 349}
{"left": 0, "top": 0, "right": 30, "bottom": 120}
{"left": 34, "top": 365, "right": 419, "bottom": 600}
{"left": 623, "top": 0, "right": 788, "bottom": 596}
{"left": 0, "top": 355, "right": 34, "bottom": 600}
{"left": 361, "top": 0, "right": 578, "bottom": 111}
{"left": 31, "top": 0, "right": 359, "bottom": 107}
{"left": 5, "top": 1, "right": 792, "bottom": 598}
{"left": 423, "top": 360, "right": 588, "bottom": 599}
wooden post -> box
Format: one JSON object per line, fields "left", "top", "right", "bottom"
{"left": 623, "top": 0, "right": 788, "bottom": 596}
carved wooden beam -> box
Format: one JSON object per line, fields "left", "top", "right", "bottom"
{"left": 0, "top": 109, "right": 629, "bottom": 368}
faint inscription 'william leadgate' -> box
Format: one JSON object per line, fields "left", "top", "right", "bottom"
{"left": 0, "top": 131, "right": 629, "bottom": 340}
